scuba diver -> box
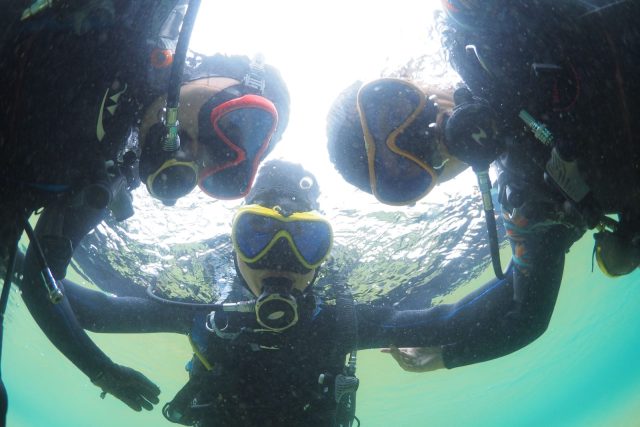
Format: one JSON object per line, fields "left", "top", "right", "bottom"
{"left": 55, "top": 159, "right": 505, "bottom": 426}
{"left": 325, "top": 0, "right": 640, "bottom": 372}
{"left": 0, "top": 0, "right": 290, "bottom": 419}
{"left": 438, "top": 0, "right": 640, "bottom": 275}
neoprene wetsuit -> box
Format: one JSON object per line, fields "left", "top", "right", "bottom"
{"left": 429, "top": 0, "right": 640, "bottom": 367}
{"left": 60, "top": 263, "right": 580, "bottom": 425}
{"left": 0, "top": 0, "right": 187, "bottom": 389}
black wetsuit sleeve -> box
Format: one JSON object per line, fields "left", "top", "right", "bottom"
{"left": 20, "top": 258, "right": 112, "bottom": 379}
{"left": 63, "top": 279, "right": 195, "bottom": 334}
{"left": 357, "top": 223, "right": 575, "bottom": 369}
{"left": 19, "top": 200, "right": 198, "bottom": 379}
{"left": 355, "top": 271, "right": 514, "bottom": 350}
{"left": 18, "top": 203, "right": 114, "bottom": 380}
{"left": 440, "top": 222, "right": 574, "bottom": 368}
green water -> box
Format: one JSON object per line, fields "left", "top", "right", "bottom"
{"left": 4, "top": 232, "right": 640, "bottom": 426}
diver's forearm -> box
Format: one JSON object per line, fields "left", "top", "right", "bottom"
{"left": 440, "top": 240, "right": 566, "bottom": 368}
{"left": 19, "top": 253, "right": 112, "bottom": 379}
{"left": 64, "top": 279, "right": 194, "bottom": 334}
{"left": 357, "top": 270, "right": 515, "bottom": 350}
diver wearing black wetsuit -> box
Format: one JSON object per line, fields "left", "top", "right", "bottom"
{"left": 64, "top": 268, "right": 523, "bottom": 426}
{"left": 326, "top": 1, "right": 640, "bottom": 372}
{"left": 61, "top": 159, "right": 529, "bottom": 427}
{"left": 426, "top": 0, "right": 640, "bottom": 367}
{"left": 0, "top": 1, "right": 191, "bottom": 414}
{"left": 0, "top": 0, "right": 291, "bottom": 417}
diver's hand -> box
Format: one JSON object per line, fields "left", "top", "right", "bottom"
{"left": 381, "top": 345, "right": 445, "bottom": 373}
{"left": 91, "top": 364, "right": 161, "bottom": 411}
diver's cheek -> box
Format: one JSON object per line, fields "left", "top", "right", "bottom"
{"left": 236, "top": 258, "right": 263, "bottom": 296}
{"left": 292, "top": 269, "right": 317, "bottom": 292}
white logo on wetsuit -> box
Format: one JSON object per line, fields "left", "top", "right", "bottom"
{"left": 96, "top": 83, "right": 128, "bottom": 142}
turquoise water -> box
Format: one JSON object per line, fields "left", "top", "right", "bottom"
{"left": 4, "top": 1, "right": 638, "bottom": 425}
{"left": 4, "top": 231, "right": 640, "bottom": 426}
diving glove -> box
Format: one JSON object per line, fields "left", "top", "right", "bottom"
{"left": 91, "top": 363, "right": 161, "bottom": 411}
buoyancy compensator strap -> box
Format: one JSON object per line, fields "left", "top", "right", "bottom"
{"left": 331, "top": 285, "right": 360, "bottom": 427}
{"left": 162, "top": 368, "right": 220, "bottom": 426}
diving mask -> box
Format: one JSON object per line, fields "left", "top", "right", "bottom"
{"left": 197, "top": 88, "right": 278, "bottom": 199}
{"left": 231, "top": 204, "right": 333, "bottom": 271}
{"left": 140, "top": 123, "right": 199, "bottom": 203}
{"left": 140, "top": 88, "right": 278, "bottom": 203}
{"left": 357, "top": 78, "right": 442, "bottom": 205}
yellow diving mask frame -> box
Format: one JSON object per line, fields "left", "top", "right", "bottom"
{"left": 231, "top": 204, "right": 333, "bottom": 270}
{"left": 146, "top": 157, "right": 199, "bottom": 202}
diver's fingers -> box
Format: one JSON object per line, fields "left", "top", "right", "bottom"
{"left": 383, "top": 346, "right": 417, "bottom": 371}
{"left": 140, "top": 397, "right": 154, "bottom": 411}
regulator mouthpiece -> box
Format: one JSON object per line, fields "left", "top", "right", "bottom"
{"left": 255, "top": 277, "right": 298, "bottom": 332}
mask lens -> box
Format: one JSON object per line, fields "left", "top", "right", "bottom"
{"left": 149, "top": 162, "right": 198, "bottom": 201}
{"left": 232, "top": 207, "right": 332, "bottom": 268}
{"left": 199, "top": 95, "right": 278, "bottom": 199}
{"left": 357, "top": 79, "right": 437, "bottom": 205}
{"left": 287, "top": 220, "right": 332, "bottom": 266}
{"left": 233, "top": 213, "right": 278, "bottom": 259}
